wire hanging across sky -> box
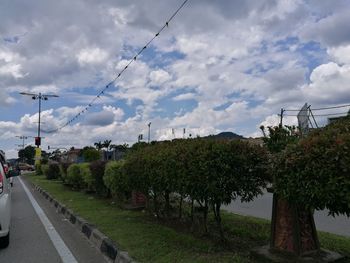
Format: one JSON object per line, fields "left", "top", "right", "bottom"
{"left": 43, "top": 0, "right": 189, "bottom": 134}
{"left": 284, "top": 111, "right": 349, "bottom": 117}
{"left": 284, "top": 103, "right": 350, "bottom": 112}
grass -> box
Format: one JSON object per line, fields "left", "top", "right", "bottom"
{"left": 25, "top": 174, "right": 350, "bottom": 263}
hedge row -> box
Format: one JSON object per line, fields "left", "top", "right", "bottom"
{"left": 41, "top": 139, "right": 268, "bottom": 238}
{"left": 123, "top": 139, "right": 269, "bottom": 237}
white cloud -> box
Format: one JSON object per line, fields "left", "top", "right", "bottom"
{"left": 77, "top": 47, "right": 109, "bottom": 65}
{"left": 149, "top": 69, "right": 171, "bottom": 85}
{"left": 172, "top": 93, "right": 196, "bottom": 101}
{"left": 301, "top": 62, "right": 350, "bottom": 103}
{"left": 2, "top": 0, "right": 350, "bottom": 157}
{"left": 0, "top": 63, "right": 25, "bottom": 78}
{"left": 328, "top": 45, "right": 350, "bottom": 64}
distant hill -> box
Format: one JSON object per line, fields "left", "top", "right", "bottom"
{"left": 204, "top": 132, "right": 245, "bottom": 140}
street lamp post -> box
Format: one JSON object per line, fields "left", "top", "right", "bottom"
{"left": 19, "top": 92, "right": 59, "bottom": 147}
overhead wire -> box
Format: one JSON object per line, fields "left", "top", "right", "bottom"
{"left": 284, "top": 103, "right": 350, "bottom": 112}
{"left": 284, "top": 112, "right": 349, "bottom": 117}
{"left": 43, "top": 0, "right": 189, "bottom": 134}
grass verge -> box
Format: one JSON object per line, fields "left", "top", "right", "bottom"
{"left": 25, "top": 174, "right": 350, "bottom": 263}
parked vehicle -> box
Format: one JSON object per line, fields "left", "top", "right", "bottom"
{"left": 0, "top": 150, "right": 18, "bottom": 248}
{"left": 18, "top": 163, "right": 34, "bottom": 171}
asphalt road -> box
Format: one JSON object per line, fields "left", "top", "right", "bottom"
{"left": 223, "top": 190, "right": 350, "bottom": 237}
{"left": 0, "top": 176, "right": 107, "bottom": 263}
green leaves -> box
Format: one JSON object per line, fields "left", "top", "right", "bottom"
{"left": 274, "top": 117, "right": 350, "bottom": 216}
{"left": 122, "top": 138, "right": 269, "bottom": 220}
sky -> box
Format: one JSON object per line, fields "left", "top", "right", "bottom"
{"left": 1, "top": 0, "right": 350, "bottom": 158}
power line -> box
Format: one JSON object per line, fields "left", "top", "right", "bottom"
{"left": 43, "top": 0, "right": 189, "bottom": 134}
{"left": 285, "top": 103, "right": 350, "bottom": 112}
{"left": 310, "top": 104, "right": 350, "bottom": 111}
{"left": 284, "top": 112, "right": 349, "bottom": 117}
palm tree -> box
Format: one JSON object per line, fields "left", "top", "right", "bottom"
{"left": 102, "top": 140, "right": 112, "bottom": 151}
{"left": 94, "top": 141, "right": 103, "bottom": 151}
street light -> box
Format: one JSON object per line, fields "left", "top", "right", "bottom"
{"left": 147, "top": 122, "right": 151, "bottom": 143}
{"left": 15, "top": 135, "right": 34, "bottom": 149}
{"left": 19, "top": 92, "right": 59, "bottom": 147}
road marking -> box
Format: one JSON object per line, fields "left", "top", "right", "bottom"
{"left": 18, "top": 177, "right": 78, "bottom": 263}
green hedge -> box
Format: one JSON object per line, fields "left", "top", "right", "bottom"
{"left": 47, "top": 163, "right": 60, "bottom": 180}
{"left": 59, "top": 162, "right": 71, "bottom": 182}
{"left": 123, "top": 139, "right": 269, "bottom": 238}
{"left": 80, "top": 163, "right": 93, "bottom": 191}
{"left": 104, "top": 161, "right": 129, "bottom": 200}
{"left": 41, "top": 164, "right": 49, "bottom": 178}
{"left": 66, "top": 164, "right": 85, "bottom": 189}
{"left": 90, "top": 161, "right": 108, "bottom": 197}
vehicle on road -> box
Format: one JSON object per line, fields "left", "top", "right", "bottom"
{"left": 0, "top": 150, "right": 18, "bottom": 248}
{"left": 18, "top": 163, "right": 34, "bottom": 171}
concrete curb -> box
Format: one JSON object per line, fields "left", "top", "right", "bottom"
{"left": 30, "top": 183, "right": 134, "bottom": 263}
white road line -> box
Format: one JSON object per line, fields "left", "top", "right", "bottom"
{"left": 18, "top": 177, "right": 78, "bottom": 263}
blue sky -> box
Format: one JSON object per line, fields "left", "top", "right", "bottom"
{"left": 1, "top": 0, "right": 350, "bottom": 158}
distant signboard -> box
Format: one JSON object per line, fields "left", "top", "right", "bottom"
{"left": 297, "top": 103, "right": 309, "bottom": 136}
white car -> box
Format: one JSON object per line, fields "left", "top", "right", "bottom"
{"left": 0, "top": 152, "right": 11, "bottom": 248}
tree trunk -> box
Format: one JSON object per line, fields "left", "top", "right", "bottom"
{"left": 164, "top": 191, "right": 170, "bottom": 217}
{"left": 179, "top": 194, "right": 183, "bottom": 219}
{"left": 270, "top": 194, "right": 320, "bottom": 256}
{"left": 190, "top": 199, "right": 194, "bottom": 223}
{"left": 153, "top": 193, "right": 160, "bottom": 219}
{"left": 203, "top": 200, "right": 209, "bottom": 234}
{"left": 214, "top": 202, "right": 224, "bottom": 240}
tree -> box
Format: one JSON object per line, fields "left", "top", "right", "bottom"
{"left": 94, "top": 141, "right": 103, "bottom": 151}
{"left": 18, "top": 145, "right": 35, "bottom": 165}
{"left": 102, "top": 140, "right": 112, "bottom": 151}
{"left": 81, "top": 147, "right": 100, "bottom": 162}
{"left": 275, "top": 117, "right": 350, "bottom": 216}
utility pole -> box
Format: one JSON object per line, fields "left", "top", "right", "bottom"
{"left": 16, "top": 135, "right": 32, "bottom": 149}
{"left": 20, "top": 92, "right": 59, "bottom": 166}
{"left": 147, "top": 122, "right": 151, "bottom": 143}
{"left": 279, "top": 108, "right": 285, "bottom": 127}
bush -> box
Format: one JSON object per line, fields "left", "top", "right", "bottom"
{"left": 67, "top": 164, "right": 85, "bottom": 189}
{"left": 123, "top": 138, "right": 269, "bottom": 238}
{"left": 47, "top": 163, "right": 60, "bottom": 180}
{"left": 80, "top": 163, "right": 93, "bottom": 191}
{"left": 41, "top": 164, "right": 49, "bottom": 178}
{"left": 90, "top": 161, "right": 108, "bottom": 197}
{"left": 59, "top": 162, "right": 71, "bottom": 182}
{"left": 275, "top": 117, "right": 350, "bottom": 216}
{"left": 104, "top": 161, "right": 129, "bottom": 200}
{"left": 35, "top": 164, "right": 42, "bottom": 175}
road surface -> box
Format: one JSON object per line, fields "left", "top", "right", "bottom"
{"left": 0, "top": 176, "right": 107, "bottom": 263}
{"left": 224, "top": 191, "right": 350, "bottom": 237}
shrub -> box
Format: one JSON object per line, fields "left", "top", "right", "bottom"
{"left": 47, "top": 163, "right": 60, "bottom": 180}
{"left": 275, "top": 117, "right": 350, "bottom": 216}
{"left": 41, "top": 164, "right": 49, "bottom": 178}
{"left": 35, "top": 164, "right": 42, "bottom": 175}
{"left": 123, "top": 138, "right": 269, "bottom": 238}
{"left": 104, "top": 161, "right": 129, "bottom": 200}
{"left": 80, "top": 163, "right": 93, "bottom": 192}
{"left": 67, "top": 164, "right": 85, "bottom": 189}
{"left": 59, "top": 162, "right": 71, "bottom": 182}
{"left": 90, "top": 161, "right": 108, "bottom": 197}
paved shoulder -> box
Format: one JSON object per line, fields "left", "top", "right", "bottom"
{"left": 0, "top": 176, "right": 108, "bottom": 263}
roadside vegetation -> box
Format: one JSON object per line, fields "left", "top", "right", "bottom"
{"left": 26, "top": 173, "right": 350, "bottom": 263}
{"left": 26, "top": 116, "right": 350, "bottom": 262}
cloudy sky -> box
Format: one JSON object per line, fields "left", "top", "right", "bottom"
{"left": 1, "top": 0, "right": 350, "bottom": 158}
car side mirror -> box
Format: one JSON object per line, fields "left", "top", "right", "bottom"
{"left": 8, "top": 170, "right": 20, "bottom": 178}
